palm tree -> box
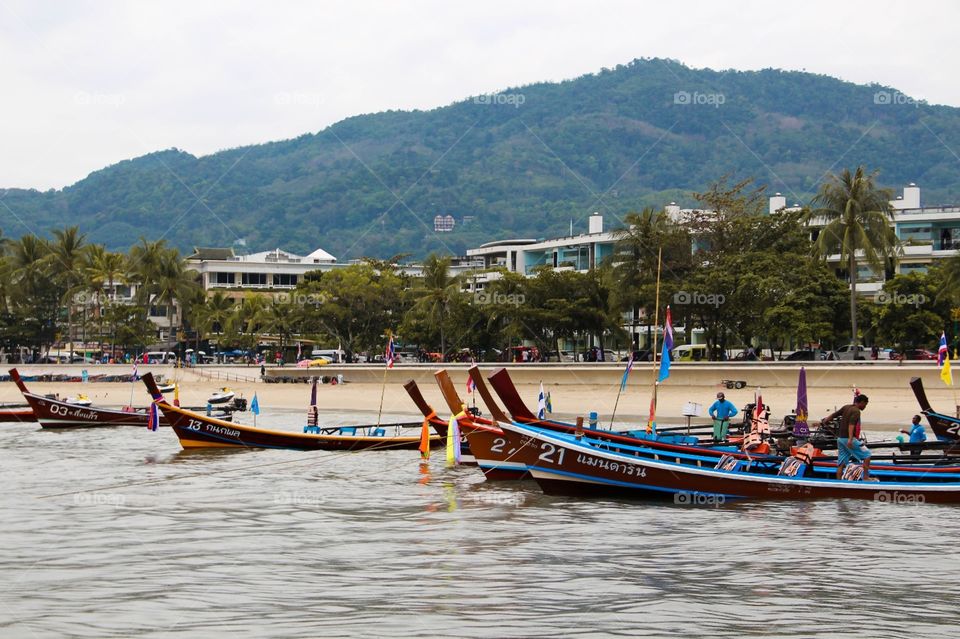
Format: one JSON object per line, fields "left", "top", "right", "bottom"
{"left": 9, "top": 235, "right": 55, "bottom": 358}
{"left": 409, "top": 254, "right": 461, "bottom": 359}
{"left": 83, "top": 245, "right": 128, "bottom": 356}
{"left": 803, "top": 166, "right": 900, "bottom": 345}
{"left": 150, "top": 248, "right": 198, "bottom": 348}
{"left": 48, "top": 227, "right": 87, "bottom": 359}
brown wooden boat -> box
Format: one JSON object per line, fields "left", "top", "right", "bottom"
{"left": 10, "top": 368, "right": 176, "bottom": 429}
{"left": 480, "top": 367, "right": 960, "bottom": 474}
{"left": 502, "top": 419, "right": 960, "bottom": 503}
{"left": 0, "top": 404, "right": 36, "bottom": 423}
{"left": 142, "top": 373, "right": 441, "bottom": 451}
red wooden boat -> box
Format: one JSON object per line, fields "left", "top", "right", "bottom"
{"left": 912, "top": 376, "right": 960, "bottom": 441}
{"left": 0, "top": 404, "right": 36, "bottom": 423}
{"left": 142, "top": 373, "right": 442, "bottom": 451}
{"left": 10, "top": 368, "right": 176, "bottom": 429}
{"left": 501, "top": 419, "right": 960, "bottom": 503}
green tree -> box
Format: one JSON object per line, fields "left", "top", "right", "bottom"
{"left": 48, "top": 226, "right": 87, "bottom": 357}
{"left": 802, "top": 166, "right": 900, "bottom": 345}
{"left": 406, "top": 254, "right": 462, "bottom": 358}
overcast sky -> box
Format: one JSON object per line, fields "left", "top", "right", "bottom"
{"left": 2, "top": 0, "right": 958, "bottom": 190}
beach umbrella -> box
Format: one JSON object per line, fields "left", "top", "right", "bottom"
{"left": 794, "top": 367, "right": 809, "bottom": 438}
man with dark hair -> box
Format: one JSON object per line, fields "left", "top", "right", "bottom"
{"left": 821, "top": 394, "right": 872, "bottom": 480}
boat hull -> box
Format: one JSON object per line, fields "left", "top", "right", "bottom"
{"left": 504, "top": 422, "right": 960, "bottom": 503}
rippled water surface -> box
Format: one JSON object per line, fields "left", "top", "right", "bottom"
{"left": 2, "top": 410, "right": 957, "bottom": 638}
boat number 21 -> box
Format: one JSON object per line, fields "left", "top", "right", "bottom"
{"left": 538, "top": 443, "right": 565, "bottom": 465}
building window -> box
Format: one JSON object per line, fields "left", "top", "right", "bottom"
{"left": 242, "top": 273, "right": 267, "bottom": 286}
{"left": 149, "top": 305, "right": 168, "bottom": 318}
{"left": 273, "top": 273, "right": 298, "bottom": 287}
{"left": 900, "top": 262, "right": 929, "bottom": 275}
{"left": 213, "top": 272, "right": 235, "bottom": 285}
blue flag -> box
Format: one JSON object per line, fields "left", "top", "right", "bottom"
{"left": 251, "top": 393, "right": 260, "bottom": 416}
{"left": 658, "top": 306, "right": 674, "bottom": 383}
{"left": 620, "top": 353, "right": 634, "bottom": 391}
{"left": 147, "top": 402, "right": 159, "bottom": 432}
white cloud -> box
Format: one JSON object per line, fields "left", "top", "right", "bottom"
{"left": 1, "top": 0, "right": 958, "bottom": 189}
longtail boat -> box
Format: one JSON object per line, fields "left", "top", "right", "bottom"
{"left": 501, "top": 419, "right": 960, "bottom": 503}
{"left": 142, "top": 373, "right": 441, "bottom": 451}
{"left": 477, "top": 367, "right": 960, "bottom": 474}
{"left": 0, "top": 404, "right": 36, "bottom": 423}
{"left": 9, "top": 368, "right": 235, "bottom": 429}
{"left": 911, "top": 376, "right": 960, "bottom": 441}
{"left": 10, "top": 368, "right": 176, "bottom": 429}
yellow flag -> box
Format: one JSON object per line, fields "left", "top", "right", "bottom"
{"left": 942, "top": 356, "right": 953, "bottom": 387}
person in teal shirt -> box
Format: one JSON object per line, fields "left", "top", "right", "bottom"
{"left": 709, "top": 392, "right": 739, "bottom": 442}
{"left": 900, "top": 415, "right": 927, "bottom": 457}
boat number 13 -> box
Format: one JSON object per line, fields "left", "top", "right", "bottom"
{"left": 538, "top": 443, "right": 565, "bottom": 465}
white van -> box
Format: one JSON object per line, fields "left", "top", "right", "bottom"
{"left": 145, "top": 351, "right": 177, "bottom": 364}
{"left": 672, "top": 344, "right": 708, "bottom": 362}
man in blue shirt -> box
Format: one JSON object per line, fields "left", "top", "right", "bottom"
{"left": 709, "top": 392, "right": 739, "bottom": 442}
{"left": 900, "top": 414, "right": 927, "bottom": 457}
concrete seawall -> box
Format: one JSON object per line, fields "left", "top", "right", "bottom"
{"left": 266, "top": 362, "right": 946, "bottom": 391}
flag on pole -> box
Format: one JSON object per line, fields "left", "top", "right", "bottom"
{"left": 537, "top": 382, "right": 547, "bottom": 419}
{"left": 645, "top": 394, "right": 657, "bottom": 434}
{"left": 131, "top": 362, "right": 139, "bottom": 381}
{"left": 446, "top": 411, "right": 462, "bottom": 466}
{"left": 419, "top": 411, "right": 434, "bottom": 460}
{"left": 939, "top": 332, "right": 949, "bottom": 367}
{"left": 620, "top": 353, "right": 634, "bottom": 391}
{"left": 466, "top": 375, "right": 475, "bottom": 395}
{"left": 658, "top": 307, "right": 674, "bottom": 383}
{"left": 385, "top": 335, "right": 396, "bottom": 368}
{"left": 251, "top": 393, "right": 260, "bottom": 416}
{"left": 545, "top": 391, "right": 553, "bottom": 414}
{"left": 147, "top": 401, "right": 159, "bottom": 431}
{"left": 297, "top": 341, "right": 302, "bottom": 361}
{"left": 794, "top": 367, "right": 809, "bottom": 438}
{"left": 942, "top": 354, "right": 954, "bottom": 387}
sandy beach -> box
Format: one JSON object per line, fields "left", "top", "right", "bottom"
{"left": 3, "top": 362, "right": 956, "bottom": 431}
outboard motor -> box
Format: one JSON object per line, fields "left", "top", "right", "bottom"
{"left": 231, "top": 397, "right": 248, "bottom": 412}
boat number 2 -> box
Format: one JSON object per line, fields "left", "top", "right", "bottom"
{"left": 538, "top": 443, "right": 565, "bottom": 465}
{"left": 490, "top": 437, "right": 507, "bottom": 453}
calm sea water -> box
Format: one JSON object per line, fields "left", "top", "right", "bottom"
{"left": 1, "top": 409, "right": 956, "bottom": 638}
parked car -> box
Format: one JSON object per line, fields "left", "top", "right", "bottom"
{"left": 835, "top": 345, "right": 868, "bottom": 361}
{"left": 902, "top": 349, "right": 938, "bottom": 361}
{"left": 672, "top": 344, "right": 708, "bottom": 362}
{"left": 780, "top": 349, "right": 820, "bottom": 361}
{"left": 621, "top": 349, "right": 656, "bottom": 362}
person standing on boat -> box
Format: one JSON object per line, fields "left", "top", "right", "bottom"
{"left": 821, "top": 394, "right": 873, "bottom": 480}
{"left": 708, "top": 392, "right": 738, "bottom": 442}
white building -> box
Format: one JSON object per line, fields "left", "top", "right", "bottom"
{"left": 187, "top": 246, "right": 337, "bottom": 296}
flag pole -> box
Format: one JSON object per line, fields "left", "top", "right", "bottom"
{"left": 646, "top": 248, "right": 663, "bottom": 433}
{"left": 376, "top": 332, "right": 392, "bottom": 427}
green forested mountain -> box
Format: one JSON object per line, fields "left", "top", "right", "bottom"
{"left": 4, "top": 58, "right": 960, "bottom": 259}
